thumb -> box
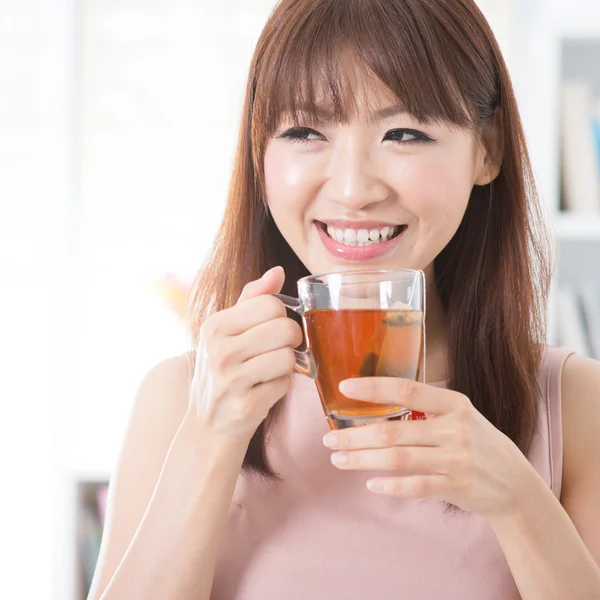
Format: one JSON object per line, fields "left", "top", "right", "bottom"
{"left": 237, "top": 266, "right": 286, "bottom": 304}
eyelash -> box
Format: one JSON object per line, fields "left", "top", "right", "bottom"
{"left": 275, "top": 126, "right": 434, "bottom": 145}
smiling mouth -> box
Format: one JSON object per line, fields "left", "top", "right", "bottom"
{"left": 315, "top": 221, "right": 406, "bottom": 247}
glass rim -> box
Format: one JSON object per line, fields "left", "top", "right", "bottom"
{"left": 297, "top": 268, "right": 423, "bottom": 286}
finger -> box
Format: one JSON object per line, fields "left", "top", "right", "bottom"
{"left": 238, "top": 346, "right": 296, "bottom": 388}
{"left": 247, "top": 374, "right": 292, "bottom": 410}
{"left": 322, "top": 418, "right": 444, "bottom": 450}
{"left": 339, "top": 377, "right": 462, "bottom": 416}
{"left": 366, "top": 474, "right": 450, "bottom": 499}
{"left": 217, "top": 294, "right": 288, "bottom": 336}
{"left": 330, "top": 446, "right": 446, "bottom": 474}
{"left": 234, "top": 316, "right": 303, "bottom": 363}
{"left": 237, "top": 266, "right": 285, "bottom": 304}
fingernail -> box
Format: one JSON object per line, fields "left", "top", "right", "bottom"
{"left": 322, "top": 433, "right": 339, "bottom": 448}
{"left": 331, "top": 452, "right": 347, "bottom": 466}
{"left": 367, "top": 479, "right": 385, "bottom": 492}
{"left": 339, "top": 379, "right": 359, "bottom": 395}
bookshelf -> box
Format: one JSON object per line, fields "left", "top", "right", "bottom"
{"left": 513, "top": 0, "right": 600, "bottom": 354}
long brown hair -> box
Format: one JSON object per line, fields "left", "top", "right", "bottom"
{"left": 187, "top": 0, "right": 551, "bottom": 479}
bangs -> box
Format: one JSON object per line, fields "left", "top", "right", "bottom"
{"left": 252, "top": 0, "right": 485, "bottom": 137}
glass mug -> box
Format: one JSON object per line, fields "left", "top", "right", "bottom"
{"left": 274, "top": 269, "right": 426, "bottom": 430}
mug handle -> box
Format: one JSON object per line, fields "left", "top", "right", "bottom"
{"left": 273, "top": 294, "right": 317, "bottom": 378}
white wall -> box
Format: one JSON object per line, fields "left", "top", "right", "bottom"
{"left": 72, "top": 0, "right": 279, "bottom": 479}
{"left": 0, "top": 0, "right": 75, "bottom": 598}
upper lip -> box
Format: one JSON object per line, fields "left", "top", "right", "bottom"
{"left": 317, "top": 219, "right": 404, "bottom": 229}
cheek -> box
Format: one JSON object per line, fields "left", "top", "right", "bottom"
{"left": 397, "top": 149, "right": 473, "bottom": 226}
{"left": 263, "top": 143, "right": 322, "bottom": 215}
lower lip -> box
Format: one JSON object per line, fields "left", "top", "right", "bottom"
{"left": 316, "top": 224, "right": 405, "bottom": 261}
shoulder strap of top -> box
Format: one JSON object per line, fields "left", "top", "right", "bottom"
{"left": 540, "top": 345, "right": 576, "bottom": 498}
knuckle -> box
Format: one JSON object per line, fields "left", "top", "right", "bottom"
{"left": 280, "top": 347, "right": 297, "bottom": 371}
{"left": 379, "top": 422, "right": 399, "bottom": 446}
{"left": 241, "top": 279, "right": 258, "bottom": 296}
{"left": 209, "top": 345, "right": 229, "bottom": 371}
{"left": 456, "top": 393, "right": 472, "bottom": 412}
{"left": 223, "top": 369, "right": 241, "bottom": 390}
{"left": 281, "top": 317, "right": 302, "bottom": 345}
{"left": 208, "top": 379, "right": 226, "bottom": 404}
{"left": 289, "top": 320, "right": 304, "bottom": 346}
{"left": 349, "top": 452, "right": 361, "bottom": 467}
{"left": 386, "top": 478, "right": 405, "bottom": 496}
{"left": 201, "top": 314, "right": 220, "bottom": 339}
{"left": 392, "top": 447, "right": 411, "bottom": 470}
{"left": 453, "top": 477, "right": 472, "bottom": 496}
{"left": 265, "top": 294, "right": 287, "bottom": 319}
{"left": 453, "top": 422, "right": 473, "bottom": 450}
{"left": 399, "top": 378, "right": 417, "bottom": 397}
{"left": 410, "top": 477, "right": 428, "bottom": 496}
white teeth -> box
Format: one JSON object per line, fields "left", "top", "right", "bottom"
{"left": 356, "top": 229, "right": 369, "bottom": 243}
{"left": 323, "top": 223, "right": 403, "bottom": 246}
{"left": 344, "top": 229, "right": 357, "bottom": 243}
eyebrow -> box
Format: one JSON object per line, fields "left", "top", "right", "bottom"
{"left": 295, "top": 103, "right": 411, "bottom": 122}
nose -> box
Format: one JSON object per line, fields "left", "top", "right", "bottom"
{"left": 324, "top": 133, "right": 390, "bottom": 211}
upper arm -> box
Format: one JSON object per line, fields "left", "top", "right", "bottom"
{"left": 560, "top": 353, "right": 600, "bottom": 566}
{"left": 87, "top": 352, "right": 195, "bottom": 599}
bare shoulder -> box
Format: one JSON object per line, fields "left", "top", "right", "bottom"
{"left": 560, "top": 353, "right": 600, "bottom": 559}
{"left": 87, "top": 350, "right": 197, "bottom": 599}
{"left": 561, "top": 353, "right": 600, "bottom": 479}
{"left": 125, "top": 351, "right": 196, "bottom": 431}
{"left": 136, "top": 350, "right": 196, "bottom": 407}
{"left": 561, "top": 353, "right": 600, "bottom": 441}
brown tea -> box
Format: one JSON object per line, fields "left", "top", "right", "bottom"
{"left": 304, "top": 309, "right": 423, "bottom": 424}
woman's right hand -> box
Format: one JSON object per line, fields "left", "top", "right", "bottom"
{"left": 188, "top": 266, "right": 303, "bottom": 442}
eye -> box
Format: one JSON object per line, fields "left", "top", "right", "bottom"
{"left": 383, "top": 128, "right": 434, "bottom": 145}
{"left": 275, "top": 127, "right": 326, "bottom": 143}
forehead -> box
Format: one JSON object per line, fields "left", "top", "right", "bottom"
{"left": 278, "top": 66, "right": 442, "bottom": 127}
{"left": 255, "top": 38, "right": 476, "bottom": 140}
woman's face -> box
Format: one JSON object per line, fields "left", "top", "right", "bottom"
{"left": 263, "top": 80, "right": 498, "bottom": 278}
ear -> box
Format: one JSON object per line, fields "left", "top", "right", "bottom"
{"left": 474, "top": 107, "right": 504, "bottom": 186}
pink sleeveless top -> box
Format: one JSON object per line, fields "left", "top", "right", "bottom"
{"left": 209, "top": 345, "right": 574, "bottom": 600}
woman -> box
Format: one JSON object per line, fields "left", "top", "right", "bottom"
{"left": 88, "top": 1, "right": 600, "bottom": 598}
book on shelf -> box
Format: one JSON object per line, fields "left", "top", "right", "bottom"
{"left": 561, "top": 81, "right": 600, "bottom": 214}
{"left": 592, "top": 98, "right": 600, "bottom": 169}
{"left": 593, "top": 99, "right": 600, "bottom": 169}
{"left": 556, "top": 284, "right": 599, "bottom": 360}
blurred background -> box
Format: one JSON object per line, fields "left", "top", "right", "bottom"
{"left": 0, "top": 0, "right": 599, "bottom": 598}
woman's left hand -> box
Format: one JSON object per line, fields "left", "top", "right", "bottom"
{"left": 323, "top": 377, "right": 540, "bottom": 520}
